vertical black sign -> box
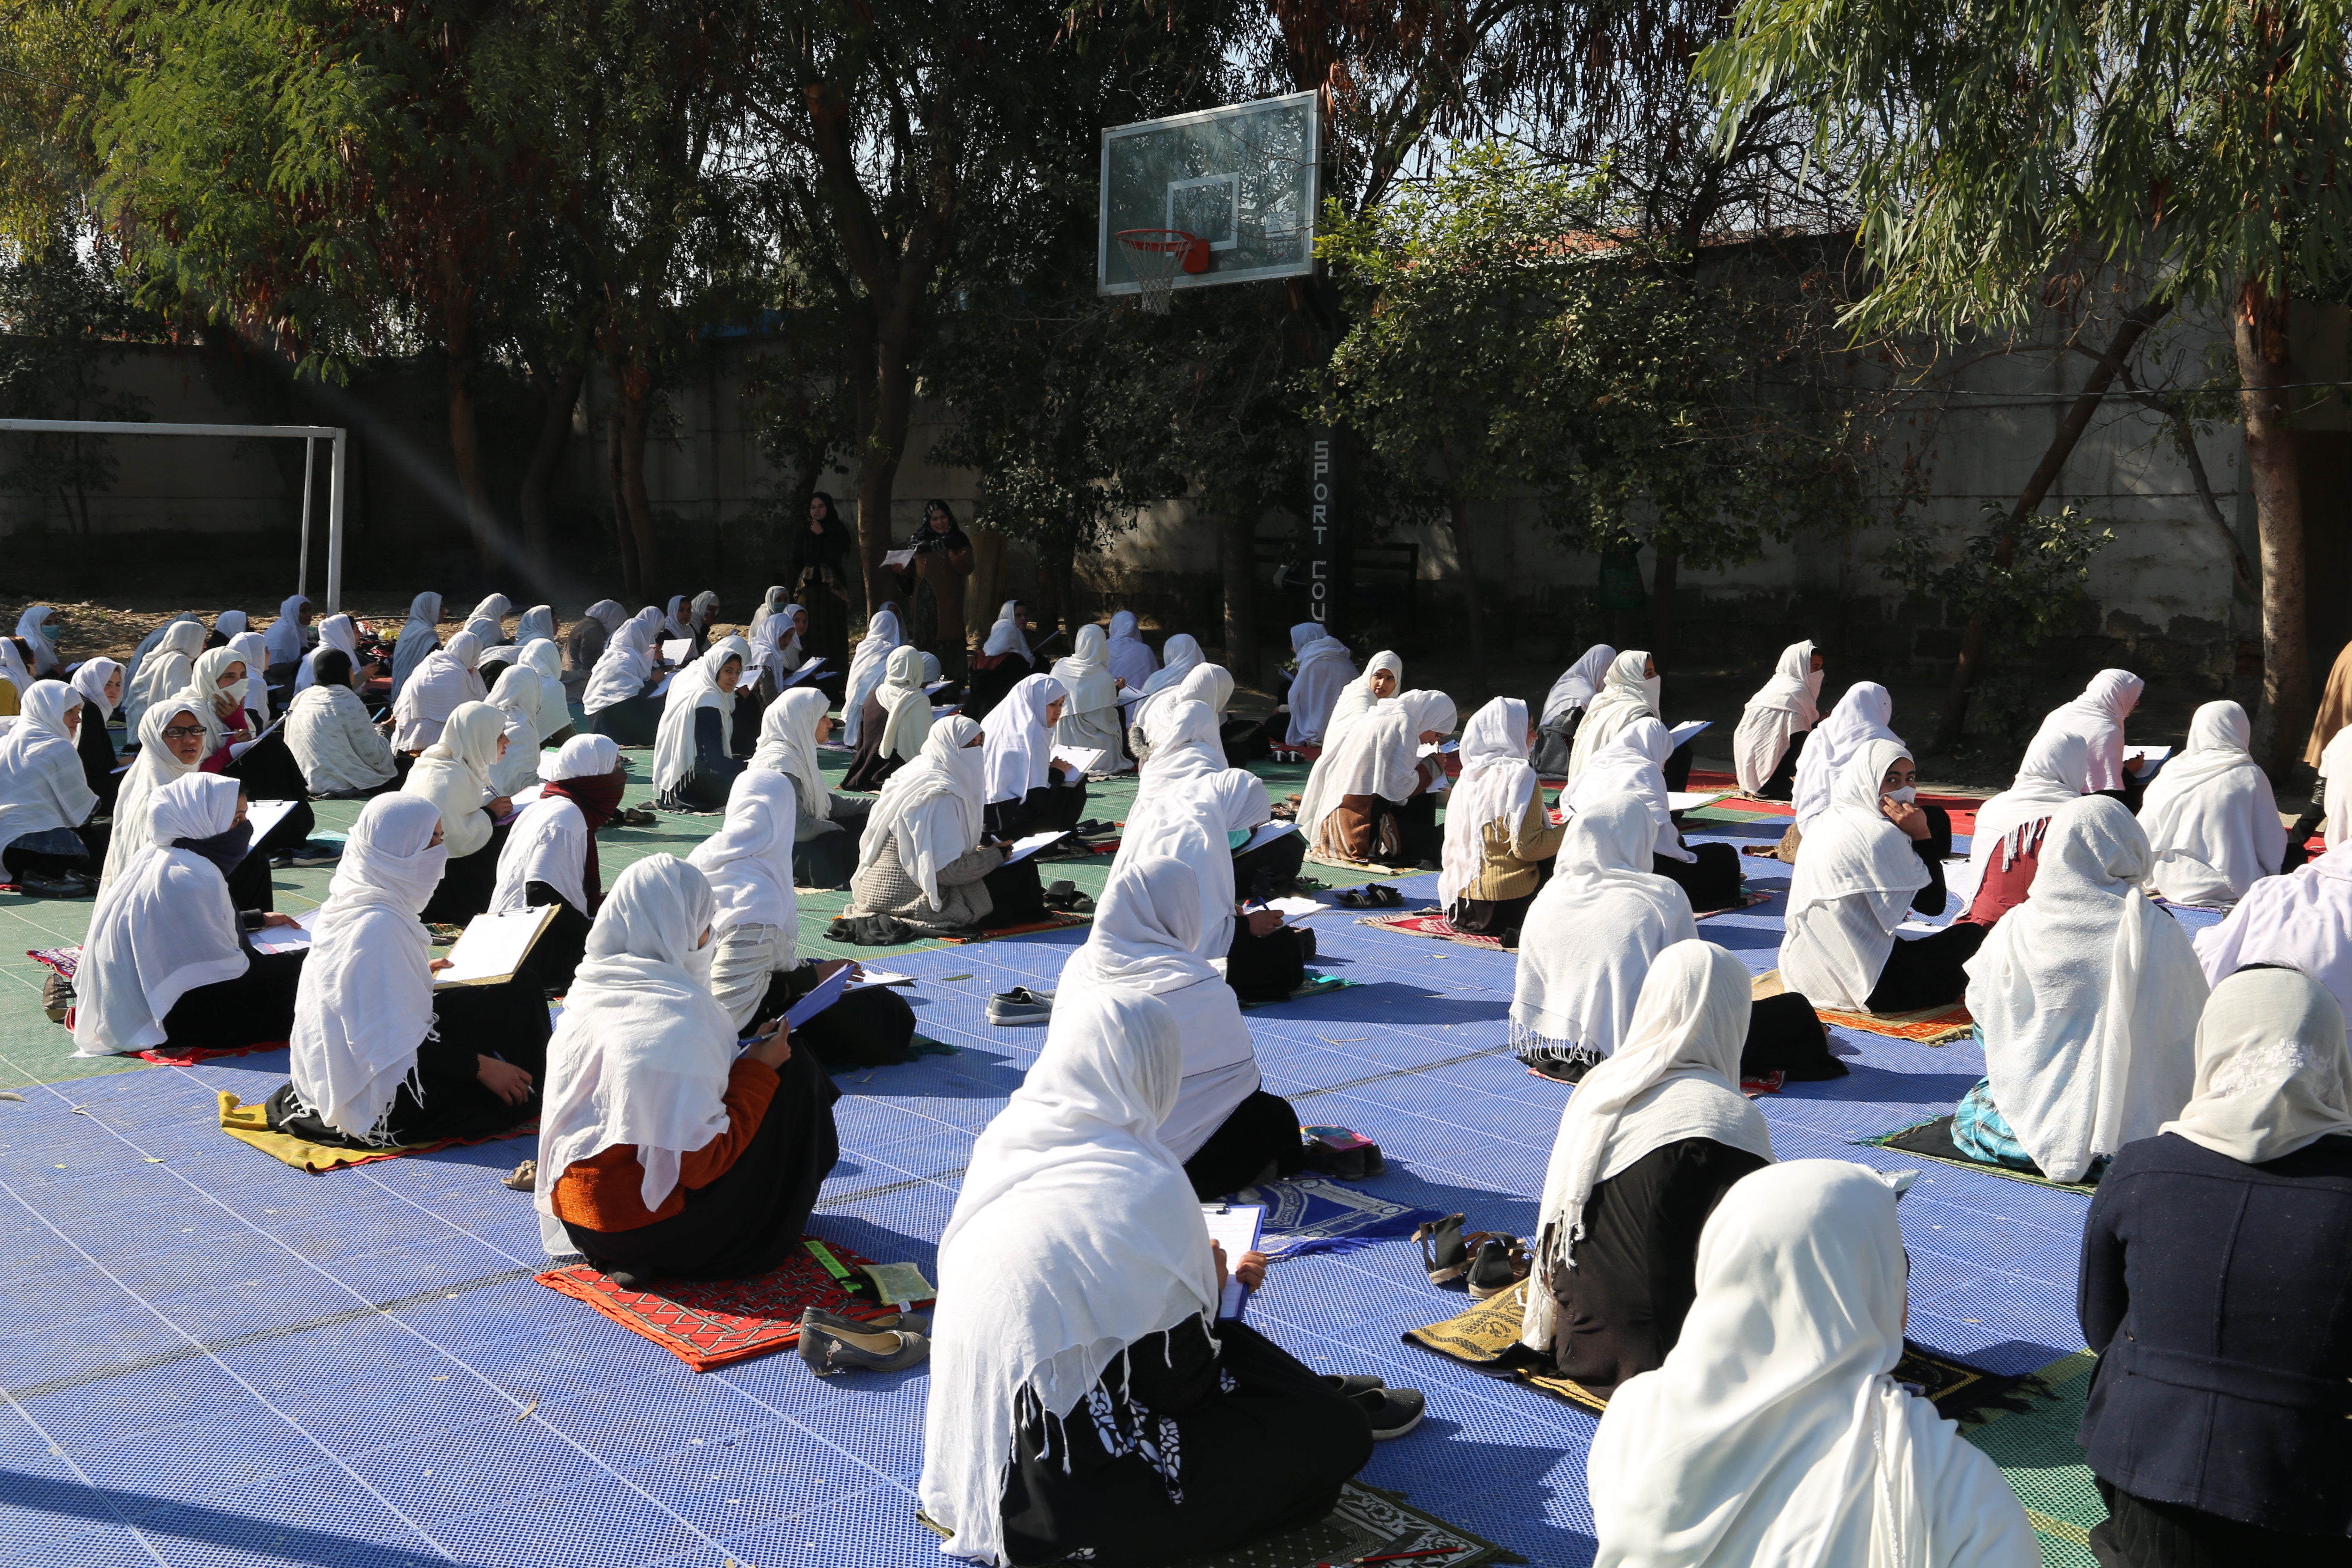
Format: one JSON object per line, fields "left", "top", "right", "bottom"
{"left": 1306, "top": 426, "right": 1349, "bottom": 639}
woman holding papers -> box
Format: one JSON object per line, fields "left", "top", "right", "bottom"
{"left": 1567, "top": 719, "right": 1744, "bottom": 913}
{"left": 539, "top": 854, "right": 842, "bottom": 1283}
{"left": 652, "top": 636, "right": 753, "bottom": 812}
{"left": 286, "top": 650, "right": 402, "bottom": 798}
{"left": 293, "top": 611, "right": 367, "bottom": 693}
{"left": 401, "top": 701, "right": 512, "bottom": 925}
{"left": 1442, "top": 696, "right": 1564, "bottom": 943}
{"left": 919, "top": 988, "right": 1401, "bottom": 1568}
{"left": 2035, "top": 668, "right": 2151, "bottom": 804}
{"left": 690, "top": 769, "right": 916, "bottom": 1067}
{"left": 1788, "top": 680, "right": 1913, "bottom": 851}
{"left": 68, "top": 658, "right": 125, "bottom": 808}
{"left": 844, "top": 716, "right": 1048, "bottom": 934}
{"left": 752, "top": 687, "right": 866, "bottom": 889}
{"left": 841, "top": 645, "right": 935, "bottom": 791}
{"left": 581, "top": 611, "right": 666, "bottom": 746}
{"left": 965, "top": 600, "right": 1035, "bottom": 723}
{"left": 70, "top": 775, "right": 307, "bottom": 1057}
{"left": 268, "top": 794, "right": 551, "bottom": 1148}
{"left": 1050, "top": 623, "right": 1131, "bottom": 774}
{"left": 979, "top": 673, "right": 1085, "bottom": 836}
{"left": 1961, "top": 729, "right": 2094, "bottom": 926}
{"left": 894, "top": 499, "right": 975, "bottom": 674}
{"left": 491, "top": 734, "right": 625, "bottom": 991}
{"left": 0, "top": 681, "right": 103, "bottom": 896}
{"left": 1301, "top": 689, "right": 1456, "bottom": 867}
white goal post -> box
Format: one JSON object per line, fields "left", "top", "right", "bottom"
{"left": 0, "top": 419, "right": 348, "bottom": 610}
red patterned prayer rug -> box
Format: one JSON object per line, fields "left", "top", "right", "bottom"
{"left": 139, "top": 1042, "right": 286, "bottom": 1065}
{"left": 536, "top": 1241, "right": 931, "bottom": 1371}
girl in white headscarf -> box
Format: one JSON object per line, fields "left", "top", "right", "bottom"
{"left": 2193, "top": 842, "right": 2352, "bottom": 1031}
{"left": 748, "top": 585, "right": 792, "bottom": 642}
{"left": 751, "top": 686, "right": 864, "bottom": 888}
{"left": 167, "top": 644, "right": 254, "bottom": 764}
{"left": 388, "top": 591, "right": 444, "bottom": 698}
{"left": 965, "top": 600, "right": 1035, "bottom": 723}
{"left": 68, "top": 657, "right": 125, "bottom": 806}
{"left": 919, "top": 987, "right": 1385, "bottom": 1568}
{"left": 1129, "top": 657, "right": 1231, "bottom": 765}
{"left": 1571, "top": 718, "right": 1749, "bottom": 913}
{"left": 285, "top": 648, "right": 400, "bottom": 798}
{"left": 1588, "top": 1160, "right": 2038, "bottom": 1568}
{"left": 1280, "top": 620, "right": 1357, "bottom": 750}
{"left": 840, "top": 607, "right": 903, "bottom": 748}
{"left": 566, "top": 599, "right": 627, "bottom": 675}
{"left": 652, "top": 635, "right": 751, "bottom": 811}
{"left": 1955, "top": 796, "right": 2207, "bottom": 1182}
{"left": 391, "top": 631, "right": 488, "bottom": 752}
{"left": 1791, "top": 681, "right": 1902, "bottom": 835}
{"left": 124, "top": 617, "right": 205, "bottom": 732}
{"left": 538, "top": 854, "right": 843, "bottom": 1283}
{"left": 1780, "top": 739, "right": 1981, "bottom": 1013}
{"left": 1565, "top": 650, "right": 1662, "bottom": 784}
{"left": 980, "top": 673, "right": 1081, "bottom": 835}
{"left": 1733, "top": 641, "right": 1824, "bottom": 797}
{"left": 842, "top": 644, "right": 935, "bottom": 790}
{"left": 207, "top": 608, "right": 248, "bottom": 647}
{"left": 14, "top": 604, "right": 61, "bottom": 676}
{"left": 0, "top": 681, "right": 101, "bottom": 894}
{"left": 486, "top": 662, "right": 551, "bottom": 798}
{"left": 1965, "top": 727, "right": 2093, "bottom": 918}
{"left": 519, "top": 638, "right": 571, "bottom": 743}
{"left": 401, "top": 700, "right": 511, "bottom": 924}
{"left": 263, "top": 594, "right": 311, "bottom": 673}
{"left": 1304, "top": 689, "right": 1456, "bottom": 866}
{"left": 845, "top": 715, "right": 1029, "bottom": 934}
{"left": 269, "top": 793, "right": 549, "bottom": 1148}
{"left": 659, "top": 593, "right": 694, "bottom": 644}
{"left": 70, "top": 774, "right": 308, "bottom": 1057}
{"left": 1104, "top": 610, "right": 1158, "bottom": 690}
{"left": 1138, "top": 631, "right": 1203, "bottom": 700}
{"left": 513, "top": 603, "right": 554, "bottom": 647}
{"left": 1442, "top": 697, "right": 1563, "bottom": 939}
{"left": 1512, "top": 795, "right": 1699, "bottom": 1079}
{"left": 2138, "top": 699, "right": 2284, "bottom": 906}
{"left": 581, "top": 611, "right": 665, "bottom": 746}
{"left": 102, "top": 702, "right": 205, "bottom": 888}
{"left": 1050, "top": 623, "right": 1132, "bottom": 773}
{"left": 226, "top": 631, "right": 273, "bottom": 732}
{"left": 1533, "top": 643, "right": 1618, "bottom": 776}
{"left": 459, "top": 593, "right": 510, "bottom": 649}
{"left": 2036, "top": 668, "right": 2149, "bottom": 796}
{"left": 293, "top": 612, "right": 362, "bottom": 692}
{"left": 490, "top": 733, "right": 621, "bottom": 991}
{"left": 1321, "top": 650, "right": 1403, "bottom": 759}
{"left": 1521, "top": 941, "right": 1775, "bottom": 1391}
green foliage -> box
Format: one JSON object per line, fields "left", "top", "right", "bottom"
{"left": 0, "top": 235, "right": 151, "bottom": 532}
{"left": 1883, "top": 501, "right": 2112, "bottom": 648}
{"left": 1314, "top": 141, "right": 1870, "bottom": 569}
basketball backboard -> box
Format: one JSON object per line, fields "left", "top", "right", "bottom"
{"left": 1098, "top": 91, "right": 1322, "bottom": 300}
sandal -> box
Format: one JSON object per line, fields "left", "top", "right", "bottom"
{"left": 1370, "top": 884, "right": 1405, "bottom": 908}
{"left": 1336, "top": 888, "right": 1371, "bottom": 909}
{"left": 1413, "top": 1214, "right": 1470, "bottom": 1284}
{"left": 1467, "top": 1235, "right": 1533, "bottom": 1300}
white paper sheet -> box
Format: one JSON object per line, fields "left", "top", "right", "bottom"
{"left": 783, "top": 963, "right": 852, "bottom": 1028}
{"left": 240, "top": 799, "right": 300, "bottom": 861}
{"left": 922, "top": 679, "right": 954, "bottom": 694}
{"left": 1238, "top": 820, "right": 1298, "bottom": 855}
{"left": 1052, "top": 746, "right": 1104, "bottom": 777}
{"left": 433, "top": 906, "right": 557, "bottom": 989}
{"left": 998, "top": 830, "right": 1068, "bottom": 866}
{"left": 1896, "top": 855, "right": 1986, "bottom": 936}
{"left": 780, "top": 655, "right": 827, "bottom": 688}
{"left": 1667, "top": 719, "right": 1712, "bottom": 749}
{"left": 247, "top": 906, "right": 320, "bottom": 956}
{"left": 1200, "top": 1204, "right": 1264, "bottom": 1320}
{"left": 649, "top": 674, "right": 673, "bottom": 699}
{"left": 660, "top": 638, "right": 693, "bottom": 665}
{"left": 1263, "top": 896, "right": 1331, "bottom": 922}
{"left": 510, "top": 783, "right": 543, "bottom": 807}
{"left": 1666, "top": 790, "right": 1730, "bottom": 812}
{"left": 881, "top": 548, "right": 915, "bottom": 568}
{"left": 846, "top": 966, "right": 916, "bottom": 989}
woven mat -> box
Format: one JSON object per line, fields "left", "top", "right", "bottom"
{"left": 919, "top": 1482, "right": 1520, "bottom": 1568}
{"left": 535, "top": 1242, "right": 923, "bottom": 1371}
{"left": 1752, "top": 969, "right": 1975, "bottom": 1045}
{"left": 1960, "top": 1351, "right": 2105, "bottom": 1559}
{"left": 216, "top": 1091, "right": 537, "bottom": 1173}
{"left": 1405, "top": 1280, "right": 2015, "bottom": 1419}
{"left": 139, "top": 1041, "right": 287, "bottom": 1066}
{"left": 25, "top": 946, "right": 76, "bottom": 980}
{"left": 1305, "top": 852, "right": 1422, "bottom": 882}
{"left": 937, "top": 912, "right": 1092, "bottom": 944}
{"left": 1356, "top": 912, "right": 1503, "bottom": 949}
{"left": 1860, "top": 1114, "right": 2101, "bottom": 1193}
{"left": 1225, "top": 1177, "right": 1442, "bottom": 1261}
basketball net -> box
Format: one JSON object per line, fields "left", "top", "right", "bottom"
{"left": 1115, "top": 229, "right": 1200, "bottom": 315}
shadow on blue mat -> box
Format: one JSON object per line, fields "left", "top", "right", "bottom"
{"left": 0, "top": 1470, "right": 404, "bottom": 1563}
{"left": 1272, "top": 983, "right": 1510, "bottom": 1027}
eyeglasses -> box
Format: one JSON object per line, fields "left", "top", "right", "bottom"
{"left": 161, "top": 725, "right": 207, "bottom": 740}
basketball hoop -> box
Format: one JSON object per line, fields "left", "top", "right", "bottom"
{"left": 1115, "top": 229, "right": 1209, "bottom": 313}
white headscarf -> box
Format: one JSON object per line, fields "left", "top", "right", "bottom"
{"left": 841, "top": 608, "right": 904, "bottom": 747}
{"left": 521, "top": 638, "right": 566, "bottom": 714}
{"left": 919, "top": 989, "right": 1218, "bottom": 1568}
{"left": 749, "top": 606, "right": 795, "bottom": 689}
{"left": 2193, "top": 847, "right": 2352, "bottom": 1031}
{"left": 1139, "top": 632, "right": 1203, "bottom": 696}
{"left": 2139, "top": 700, "right": 2284, "bottom": 905}
{"left": 461, "top": 593, "right": 511, "bottom": 648}
{"left": 69, "top": 658, "right": 122, "bottom": 723}
{"left": 1132, "top": 698, "right": 1228, "bottom": 810}
{"left": 585, "top": 600, "right": 628, "bottom": 635}
{"left": 873, "top": 644, "right": 935, "bottom": 763}
{"left": 1104, "top": 610, "right": 1158, "bottom": 690}
{"left": 748, "top": 585, "right": 791, "bottom": 640}
{"left": 70, "top": 775, "right": 248, "bottom": 1057}
{"left": 1050, "top": 623, "right": 1118, "bottom": 714}
{"left": 0, "top": 635, "right": 30, "bottom": 701}
{"left": 14, "top": 604, "right": 61, "bottom": 675}
{"left": 227, "top": 632, "right": 273, "bottom": 729}
{"left": 125, "top": 618, "right": 205, "bottom": 731}
{"left": 213, "top": 609, "right": 248, "bottom": 641}
{"left": 1115, "top": 755, "right": 1262, "bottom": 960}
{"left": 0, "top": 682, "right": 96, "bottom": 848}
{"left": 857, "top": 715, "right": 986, "bottom": 904}
{"left": 1793, "top": 682, "right": 1901, "bottom": 830}
{"left": 170, "top": 644, "right": 252, "bottom": 757}
{"left": 1963, "top": 796, "right": 2208, "bottom": 1183}
{"left": 1511, "top": 795, "right": 1699, "bottom": 1061}
{"left": 1521, "top": 940, "right": 1772, "bottom": 1351}
{"left": 403, "top": 701, "right": 505, "bottom": 860}
{"left": 582, "top": 614, "right": 656, "bottom": 714}
{"left": 514, "top": 605, "right": 555, "bottom": 646}
{"left": 2325, "top": 726, "right": 2352, "bottom": 851}
{"left": 1298, "top": 689, "right": 1455, "bottom": 849}
{"left": 1565, "top": 650, "right": 1659, "bottom": 783}
{"left": 1969, "top": 729, "right": 2092, "bottom": 873}
{"left": 1131, "top": 661, "right": 1231, "bottom": 757}
{"left": 651, "top": 637, "right": 747, "bottom": 793}
{"left": 491, "top": 734, "right": 618, "bottom": 916}
{"left": 2161, "top": 968, "right": 2352, "bottom": 1165}
{"left": 1542, "top": 643, "right": 1617, "bottom": 726}
{"left": 536, "top": 855, "right": 735, "bottom": 1220}
{"left": 102, "top": 702, "right": 206, "bottom": 886}
{"left": 661, "top": 594, "right": 694, "bottom": 642}
{"left": 389, "top": 591, "right": 444, "bottom": 697}
{"left": 1567, "top": 717, "right": 1685, "bottom": 862}
{"left": 1588, "top": 1161, "right": 2039, "bottom": 1568}
{"left": 1283, "top": 621, "right": 1357, "bottom": 746}
{"left": 287, "top": 794, "right": 448, "bottom": 1141}
{"left": 1441, "top": 697, "right": 1537, "bottom": 908}
{"left": 391, "top": 631, "right": 487, "bottom": 750}
{"left": 294, "top": 612, "right": 359, "bottom": 692}
{"left": 1324, "top": 651, "right": 1404, "bottom": 756}
{"left": 1733, "top": 642, "right": 1823, "bottom": 793}
{"left": 264, "top": 594, "right": 310, "bottom": 668}
{"left": 982, "top": 600, "right": 1030, "bottom": 660}
{"left": 979, "top": 674, "right": 1065, "bottom": 804}
{"left": 2038, "top": 669, "right": 2144, "bottom": 793}
{"left": 752, "top": 688, "right": 832, "bottom": 821}
{"left": 1780, "top": 738, "right": 1929, "bottom": 1009}
{"left": 487, "top": 663, "right": 549, "bottom": 797}
{"left": 689, "top": 769, "right": 799, "bottom": 940}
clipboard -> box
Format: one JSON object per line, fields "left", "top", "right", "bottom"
{"left": 782, "top": 963, "right": 853, "bottom": 1029}
{"left": 1666, "top": 719, "right": 1712, "bottom": 749}
{"left": 238, "top": 799, "right": 300, "bottom": 861}
{"left": 780, "top": 655, "right": 827, "bottom": 688}
{"left": 1200, "top": 1203, "right": 1265, "bottom": 1320}
{"left": 660, "top": 638, "right": 694, "bottom": 665}
{"left": 433, "top": 905, "right": 558, "bottom": 989}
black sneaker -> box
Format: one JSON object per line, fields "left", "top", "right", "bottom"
{"left": 14, "top": 873, "right": 88, "bottom": 898}
{"left": 1321, "top": 1373, "right": 1386, "bottom": 1398}
{"left": 986, "top": 987, "right": 1055, "bottom": 1026}
{"left": 1351, "top": 1385, "right": 1427, "bottom": 1439}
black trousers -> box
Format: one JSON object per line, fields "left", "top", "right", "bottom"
{"left": 1231, "top": 831, "right": 1307, "bottom": 901}
{"left": 2, "top": 821, "right": 101, "bottom": 880}
{"left": 517, "top": 882, "right": 594, "bottom": 994}
{"left": 2090, "top": 1477, "right": 2351, "bottom": 1568}
{"left": 1451, "top": 888, "right": 1540, "bottom": 940}
{"left": 225, "top": 799, "right": 316, "bottom": 914}
{"left": 1739, "top": 991, "right": 1844, "bottom": 1080}
{"left": 1652, "top": 841, "right": 1743, "bottom": 913}
{"left": 418, "top": 818, "right": 505, "bottom": 926}
{"left": 1866, "top": 920, "right": 1987, "bottom": 1013}
{"left": 585, "top": 692, "right": 662, "bottom": 747}
{"left": 978, "top": 856, "right": 1049, "bottom": 928}
{"left": 1757, "top": 729, "right": 1807, "bottom": 800}
{"left": 1225, "top": 921, "right": 1308, "bottom": 1004}
{"left": 223, "top": 730, "right": 309, "bottom": 805}
{"left": 985, "top": 781, "right": 1087, "bottom": 838}
{"left": 750, "top": 965, "right": 919, "bottom": 1069}
{"left": 1183, "top": 1089, "right": 1309, "bottom": 1198}
{"left": 158, "top": 948, "right": 306, "bottom": 1052}
{"left": 266, "top": 975, "right": 550, "bottom": 1146}
{"left": 794, "top": 802, "right": 866, "bottom": 891}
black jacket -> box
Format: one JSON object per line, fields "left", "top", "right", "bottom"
{"left": 2076, "top": 1130, "right": 2352, "bottom": 1537}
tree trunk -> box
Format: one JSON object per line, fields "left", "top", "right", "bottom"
{"left": 854, "top": 320, "right": 922, "bottom": 614}
{"left": 441, "top": 289, "right": 499, "bottom": 573}
{"left": 1447, "top": 497, "right": 1490, "bottom": 693}
{"left": 2236, "top": 278, "right": 2309, "bottom": 772}
{"left": 1648, "top": 546, "right": 1679, "bottom": 662}
{"left": 1932, "top": 291, "right": 2176, "bottom": 750}
{"left": 521, "top": 358, "right": 584, "bottom": 575}
{"left": 603, "top": 377, "right": 638, "bottom": 602}
{"left": 615, "top": 360, "right": 662, "bottom": 597}
{"left": 1220, "top": 511, "right": 1260, "bottom": 680}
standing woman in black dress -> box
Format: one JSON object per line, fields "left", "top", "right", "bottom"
{"left": 791, "top": 492, "right": 857, "bottom": 674}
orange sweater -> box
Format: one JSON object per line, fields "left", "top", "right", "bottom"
{"left": 551, "top": 1057, "right": 778, "bottom": 1232}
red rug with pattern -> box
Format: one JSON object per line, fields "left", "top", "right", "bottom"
{"left": 1360, "top": 891, "right": 1773, "bottom": 950}
{"left": 536, "top": 1241, "right": 930, "bottom": 1371}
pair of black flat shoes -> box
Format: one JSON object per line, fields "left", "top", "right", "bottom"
{"left": 1333, "top": 884, "right": 1404, "bottom": 909}
{"left": 1414, "top": 1213, "right": 1532, "bottom": 1301}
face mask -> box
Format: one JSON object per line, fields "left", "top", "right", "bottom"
{"left": 175, "top": 821, "right": 254, "bottom": 880}
{"left": 1885, "top": 786, "right": 1917, "bottom": 803}
{"left": 219, "top": 677, "right": 250, "bottom": 702}
{"left": 1642, "top": 677, "right": 1663, "bottom": 711}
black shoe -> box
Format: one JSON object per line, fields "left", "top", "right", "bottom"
{"left": 603, "top": 1267, "right": 647, "bottom": 1292}
{"left": 1295, "top": 927, "right": 1317, "bottom": 962}
{"left": 986, "top": 987, "right": 1055, "bottom": 1026}
{"left": 1467, "top": 1237, "right": 1528, "bottom": 1301}
{"left": 1351, "top": 1385, "right": 1427, "bottom": 1439}
{"left": 1413, "top": 1214, "right": 1469, "bottom": 1285}
{"left": 14, "top": 873, "right": 88, "bottom": 898}
{"left": 798, "top": 1309, "right": 929, "bottom": 1375}
{"left": 1321, "top": 1373, "right": 1386, "bottom": 1398}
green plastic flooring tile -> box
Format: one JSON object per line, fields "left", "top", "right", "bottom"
{"left": 1961, "top": 1351, "right": 2104, "bottom": 1567}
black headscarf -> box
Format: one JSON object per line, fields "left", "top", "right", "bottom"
{"left": 793, "top": 492, "right": 853, "bottom": 575}
{"left": 907, "top": 499, "right": 971, "bottom": 556}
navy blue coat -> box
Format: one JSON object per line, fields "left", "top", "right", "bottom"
{"left": 2076, "top": 1130, "right": 2352, "bottom": 1537}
